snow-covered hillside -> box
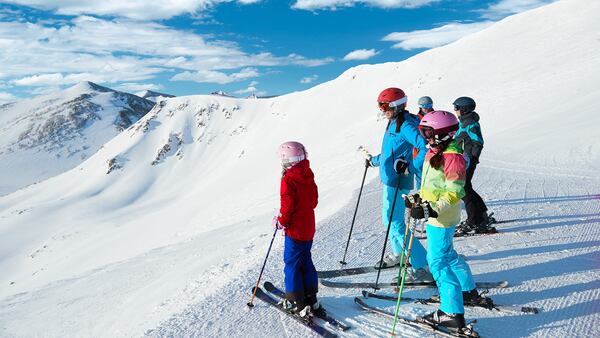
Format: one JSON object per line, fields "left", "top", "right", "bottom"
{"left": 136, "top": 90, "right": 176, "bottom": 103}
{"left": 0, "top": 82, "right": 155, "bottom": 195}
{"left": 0, "top": 1, "right": 598, "bottom": 337}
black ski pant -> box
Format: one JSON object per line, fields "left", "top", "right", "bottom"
{"left": 462, "top": 163, "right": 488, "bottom": 225}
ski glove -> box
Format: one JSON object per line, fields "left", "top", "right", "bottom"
{"left": 394, "top": 158, "right": 409, "bottom": 175}
{"left": 403, "top": 193, "right": 421, "bottom": 208}
{"left": 364, "top": 153, "right": 373, "bottom": 168}
{"left": 272, "top": 216, "right": 286, "bottom": 230}
{"left": 410, "top": 202, "right": 438, "bottom": 219}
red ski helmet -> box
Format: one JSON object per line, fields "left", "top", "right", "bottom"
{"left": 418, "top": 110, "right": 459, "bottom": 144}
{"left": 377, "top": 87, "right": 407, "bottom": 112}
{"left": 277, "top": 141, "right": 307, "bottom": 167}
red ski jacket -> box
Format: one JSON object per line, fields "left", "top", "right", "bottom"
{"left": 278, "top": 159, "right": 319, "bottom": 241}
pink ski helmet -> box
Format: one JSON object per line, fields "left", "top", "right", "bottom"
{"left": 277, "top": 141, "right": 307, "bottom": 167}
{"left": 418, "top": 110, "right": 459, "bottom": 144}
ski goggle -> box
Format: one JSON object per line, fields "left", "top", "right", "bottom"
{"left": 378, "top": 96, "right": 408, "bottom": 112}
{"left": 419, "top": 103, "right": 433, "bottom": 109}
{"left": 378, "top": 101, "right": 392, "bottom": 112}
{"left": 418, "top": 125, "right": 435, "bottom": 140}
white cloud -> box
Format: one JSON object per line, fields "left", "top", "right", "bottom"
{"left": 292, "top": 0, "right": 439, "bottom": 10}
{"left": 235, "top": 86, "right": 257, "bottom": 94}
{"left": 382, "top": 21, "right": 494, "bottom": 50}
{"left": 11, "top": 72, "right": 129, "bottom": 87}
{"left": 343, "top": 48, "right": 379, "bottom": 61}
{"left": 0, "top": 91, "right": 18, "bottom": 104}
{"left": 0, "top": 16, "right": 332, "bottom": 89}
{"left": 480, "top": 0, "right": 557, "bottom": 19}
{"left": 2, "top": 0, "right": 264, "bottom": 20}
{"left": 248, "top": 81, "right": 259, "bottom": 86}
{"left": 12, "top": 73, "right": 64, "bottom": 86}
{"left": 171, "top": 67, "right": 259, "bottom": 84}
{"left": 300, "top": 75, "right": 318, "bottom": 84}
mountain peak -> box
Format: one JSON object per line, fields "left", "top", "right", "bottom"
{"left": 67, "top": 81, "right": 113, "bottom": 94}
{"left": 136, "top": 90, "right": 175, "bottom": 100}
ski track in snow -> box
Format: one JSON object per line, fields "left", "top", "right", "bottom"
{"left": 145, "top": 162, "right": 600, "bottom": 338}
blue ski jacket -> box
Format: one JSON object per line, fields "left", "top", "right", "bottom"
{"left": 371, "top": 112, "right": 427, "bottom": 189}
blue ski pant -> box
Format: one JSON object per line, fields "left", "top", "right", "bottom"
{"left": 382, "top": 185, "right": 427, "bottom": 269}
{"left": 426, "top": 224, "right": 476, "bottom": 314}
{"left": 283, "top": 236, "right": 318, "bottom": 304}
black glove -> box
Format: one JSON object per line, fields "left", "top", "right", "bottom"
{"left": 403, "top": 193, "right": 421, "bottom": 208}
{"left": 394, "top": 158, "right": 409, "bottom": 175}
{"left": 410, "top": 202, "right": 438, "bottom": 219}
{"left": 365, "top": 158, "right": 373, "bottom": 168}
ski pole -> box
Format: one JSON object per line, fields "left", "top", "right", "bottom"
{"left": 340, "top": 164, "right": 369, "bottom": 265}
{"left": 392, "top": 200, "right": 412, "bottom": 292}
{"left": 391, "top": 213, "right": 417, "bottom": 336}
{"left": 374, "top": 179, "right": 402, "bottom": 290}
{"left": 247, "top": 227, "right": 278, "bottom": 307}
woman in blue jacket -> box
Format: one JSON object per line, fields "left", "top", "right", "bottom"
{"left": 366, "top": 87, "right": 432, "bottom": 283}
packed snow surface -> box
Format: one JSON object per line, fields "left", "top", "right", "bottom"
{"left": 0, "top": 1, "right": 599, "bottom": 337}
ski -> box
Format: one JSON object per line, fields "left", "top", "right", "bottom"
{"left": 321, "top": 279, "right": 508, "bottom": 289}
{"left": 317, "top": 264, "right": 399, "bottom": 279}
{"left": 251, "top": 287, "right": 338, "bottom": 338}
{"left": 263, "top": 281, "right": 351, "bottom": 331}
{"left": 361, "top": 290, "right": 539, "bottom": 314}
{"left": 354, "top": 297, "right": 480, "bottom": 338}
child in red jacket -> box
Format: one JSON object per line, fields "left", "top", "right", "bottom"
{"left": 274, "top": 141, "right": 322, "bottom": 317}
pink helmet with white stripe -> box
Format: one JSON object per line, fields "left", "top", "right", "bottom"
{"left": 418, "top": 110, "right": 459, "bottom": 145}
{"left": 277, "top": 141, "right": 307, "bottom": 167}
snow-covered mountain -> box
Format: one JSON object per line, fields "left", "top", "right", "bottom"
{"left": 210, "top": 90, "right": 235, "bottom": 97}
{"left": 1, "top": 1, "right": 598, "bottom": 337}
{"left": 0, "top": 81, "right": 155, "bottom": 195}
{"left": 136, "top": 90, "right": 176, "bottom": 103}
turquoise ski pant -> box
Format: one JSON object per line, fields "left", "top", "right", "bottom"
{"left": 382, "top": 185, "right": 427, "bottom": 269}
{"left": 426, "top": 224, "right": 476, "bottom": 314}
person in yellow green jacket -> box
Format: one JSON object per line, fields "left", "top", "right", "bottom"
{"left": 406, "top": 110, "right": 492, "bottom": 332}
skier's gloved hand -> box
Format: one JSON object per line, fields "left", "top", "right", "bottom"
{"left": 394, "top": 158, "right": 409, "bottom": 175}
{"left": 272, "top": 216, "right": 286, "bottom": 230}
{"left": 410, "top": 202, "right": 438, "bottom": 219}
{"left": 403, "top": 193, "right": 421, "bottom": 208}
{"left": 358, "top": 146, "right": 373, "bottom": 168}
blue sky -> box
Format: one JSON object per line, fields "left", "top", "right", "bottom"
{"left": 0, "top": 0, "right": 556, "bottom": 102}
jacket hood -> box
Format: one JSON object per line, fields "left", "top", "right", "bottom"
{"left": 459, "top": 111, "right": 480, "bottom": 125}
{"left": 285, "top": 159, "right": 314, "bottom": 180}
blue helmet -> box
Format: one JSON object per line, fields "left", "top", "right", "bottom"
{"left": 453, "top": 97, "right": 476, "bottom": 113}
{"left": 418, "top": 96, "right": 433, "bottom": 109}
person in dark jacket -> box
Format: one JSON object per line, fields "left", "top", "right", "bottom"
{"left": 453, "top": 97, "right": 494, "bottom": 234}
{"left": 274, "top": 141, "right": 322, "bottom": 317}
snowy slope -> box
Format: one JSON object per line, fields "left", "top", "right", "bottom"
{"left": 136, "top": 90, "right": 176, "bottom": 103}
{"left": 0, "top": 82, "right": 155, "bottom": 195}
{"left": 1, "top": 0, "right": 599, "bottom": 337}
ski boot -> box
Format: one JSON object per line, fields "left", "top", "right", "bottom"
{"left": 375, "top": 253, "right": 400, "bottom": 269}
{"left": 392, "top": 267, "right": 434, "bottom": 283}
{"left": 422, "top": 309, "right": 466, "bottom": 331}
{"left": 482, "top": 212, "right": 496, "bottom": 225}
{"left": 455, "top": 221, "right": 477, "bottom": 236}
{"left": 463, "top": 289, "right": 495, "bottom": 309}
{"left": 305, "top": 293, "right": 326, "bottom": 317}
{"left": 279, "top": 298, "right": 308, "bottom": 316}
{"left": 474, "top": 221, "right": 498, "bottom": 234}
